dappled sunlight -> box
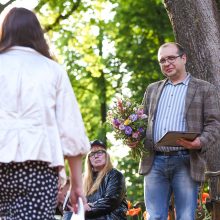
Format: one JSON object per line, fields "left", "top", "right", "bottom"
{"left": 107, "top": 132, "right": 129, "bottom": 164}
{"left": 1, "top": 0, "right": 38, "bottom": 9}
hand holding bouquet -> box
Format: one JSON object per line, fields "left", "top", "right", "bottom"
{"left": 107, "top": 96, "right": 148, "bottom": 159}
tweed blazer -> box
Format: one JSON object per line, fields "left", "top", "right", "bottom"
{"left": 139, "top": 75, "right": 220, "bottom": 182}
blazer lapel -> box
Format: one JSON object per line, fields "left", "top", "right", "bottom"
{"left": 152, "top": 79, "right": 167, "bottom": 114}
{"left": 184, "top": 77, "right": 198, "bottom": 114}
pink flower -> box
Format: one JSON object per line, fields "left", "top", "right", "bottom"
{"left": 137, "top": 109, "right": 144, "bottom": 115}
{"left": 132, "top": 132, "right": 139, "bottom": 139}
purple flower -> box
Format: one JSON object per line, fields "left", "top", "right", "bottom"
{"left": 138, "top": 127, "right": 144, "bottom": 133}
{"left": 125, "top": 126, "right": 132, "bottom": 135}
{"left": 126, "top": 101, "right": 131, "bottom": 107}
{"left": 113, "top": 118, "right": 120, "bottom": 127}
{"left": 129, "top": 114, "right": 138, "bottom": 122}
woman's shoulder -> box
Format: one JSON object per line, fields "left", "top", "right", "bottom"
{"left": 106, "top": 168, "right": 124, "bottom": 178}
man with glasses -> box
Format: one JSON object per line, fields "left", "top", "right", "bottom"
{"left": 138, "top": 42, "right": 220, "bottom": 219}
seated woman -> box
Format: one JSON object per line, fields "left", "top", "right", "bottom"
{"left": 63, "top": 140, "right": 128, "bottom": 220}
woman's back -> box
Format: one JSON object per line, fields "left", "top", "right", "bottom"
{"left": 0, "top": 46, "right": 88, "bottom": 166}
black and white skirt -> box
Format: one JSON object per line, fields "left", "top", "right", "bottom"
{"left": 0, "top": 160, "right": 58, "bottom": 220}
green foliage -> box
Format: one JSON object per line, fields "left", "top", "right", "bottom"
{"left": 36, "top": 0, "right": 116, "bottom": 141}
{"left": 215, "top": 0, "right": 220, "bottom": 13}
{"left": 34, "top": 0, "right": 174, "bottom": 203}
{"left": 35, "top": 0, "right": 174, "bottom": 139}
{"left": 107, "top": 0, "right": 174, "bottom": 204}
{"left": 117, "top": 153, "right": 144, "bottom": 202}
{"left": 110, "top": 0, "right": 174, "bottom": 102}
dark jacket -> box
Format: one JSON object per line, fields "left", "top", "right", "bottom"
{"left": 85, "top": 168, "right": 127, "bottom": 220}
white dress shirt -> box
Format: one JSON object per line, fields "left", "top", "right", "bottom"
{"left": 0, "top": 46, "right": 90, "bottom": 167}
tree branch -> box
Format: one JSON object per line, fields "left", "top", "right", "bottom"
{"left": 0, "top": 0, "right": 16, "bottom": 13}
{"left": 44, "top": 0, "right": 81, "bottom": 32}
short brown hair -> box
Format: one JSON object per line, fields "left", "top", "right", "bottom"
{"left": 159, "top": 42, "right": 186, "bottom": 56}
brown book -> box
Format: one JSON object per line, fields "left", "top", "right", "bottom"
{"left": 156, "top": 131, "right": 200, "bottom": 147}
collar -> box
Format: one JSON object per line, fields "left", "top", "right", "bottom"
{"left": 166, "top": 73, "right": 191, "bottom": 86}
{"left": 8, "top": 46, "right": 40, "bottom": 55}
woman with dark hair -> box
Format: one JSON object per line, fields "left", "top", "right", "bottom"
{"left": 0, "top": 7, "right": 90, "bottom": 220}
{"left": 0, "top": 7, "right": 51, "bottom": 58}
{"left": 63, "top": 140, "right": 128, "bottom": 220}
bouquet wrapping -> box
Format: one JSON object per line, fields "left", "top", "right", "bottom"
{"left": 107, "top": 97, "right": 148, "bottom": 159}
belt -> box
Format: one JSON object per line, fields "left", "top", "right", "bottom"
{"left": 155, "top": 150, "right": 189, "bottom": 156}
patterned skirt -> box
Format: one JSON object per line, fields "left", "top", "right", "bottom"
{"left": 0, "top": 160, "right": 58, "bottom": 220}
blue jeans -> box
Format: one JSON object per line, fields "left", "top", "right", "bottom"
{"left": 144, "top": 153, "right": 199, "bottom": 220}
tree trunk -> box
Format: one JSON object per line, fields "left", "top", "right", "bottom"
{"left": 164, "top": 0, "right": 220, "bottom": 88}
{"left": 98, "top": 26, "right": 107, "bottom": 143}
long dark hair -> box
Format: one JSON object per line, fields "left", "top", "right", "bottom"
{"left": 0, "top": 7, "right": 52, "bottom": 59}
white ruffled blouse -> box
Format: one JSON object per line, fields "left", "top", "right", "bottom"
{"left": 0, "top": 46, "right": 90, "bottom": 167}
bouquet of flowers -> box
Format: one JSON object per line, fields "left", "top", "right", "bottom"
{"left": 107, "top": 96, "right": 148, "bottom": 159}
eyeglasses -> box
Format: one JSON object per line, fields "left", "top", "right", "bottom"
{"left": 89, "top": 150, "right": 106, "bottom": 158}
{"left": 159, "top": 55, "right": 182, "bottom": 65}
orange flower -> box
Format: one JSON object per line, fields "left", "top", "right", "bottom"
{"left": 202, "top": 192, "right": 210, "bottom": 204}
{"left": 126, "top": 207, "right": 141, "bottom": 216}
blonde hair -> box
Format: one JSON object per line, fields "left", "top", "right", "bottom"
{"left": 83, "top": 151, "right": 113, "bottom": 196}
